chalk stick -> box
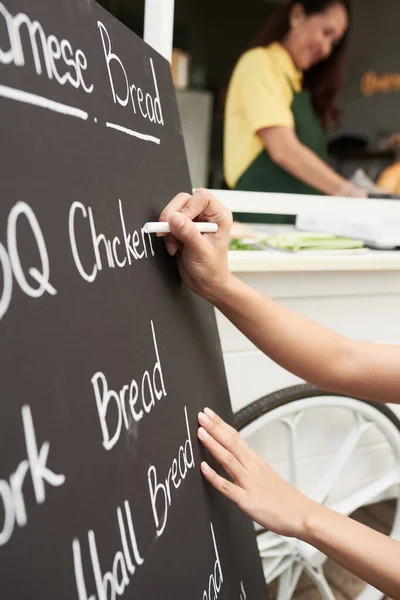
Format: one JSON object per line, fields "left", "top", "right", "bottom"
{"left": 144, "top": 222, "right": 218, "bottom": 234}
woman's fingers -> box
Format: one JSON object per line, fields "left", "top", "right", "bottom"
{"left": 163, "top": 232, "right": 179, "bottom": 256}
{"left": 183, "top": 189, "right": 232, "bottom": 233}
{"left": 198, "top": 425, "right": 245, "bottom": 482}
{"left": 167, "top": 212, "right": 205, "bottom": 254}
{"left": 200, "top": 461, "right": 245, "bottom": 506}
{"left": 157, "top": 193, "right": 191, "bottom": 255}
{"left": 158, "top": 189, "right": 233, "bottom": 262}
{"left": 159, "top": 192, "right": 192, "bottom": 224}
{"left": 160, "top": 189, "right": 232, "bottom": 235}
{"left": 198, "top": 408, "right": 255, "bottom": 468}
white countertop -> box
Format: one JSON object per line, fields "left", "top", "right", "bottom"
{"left": 207, "top": 189, "right": 400, "bottom": 273}
{"left": 213, "top": 189, "right": 400, "bottom": 218}
{"left": 228, "top": 249, "right": 400, "bottom": 273}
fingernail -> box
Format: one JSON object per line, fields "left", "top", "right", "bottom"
{"left": 198, "top": 411, "right": 210, "bottom": 425}
{"left": 156, "top": 232, "right": 167, "bottom": 238}
{"left": 198, "top": 427, "right": 209, "bottom": 440}
{"left": 201, "top": 461, "right": 211, "bottom": 474}
{"left": 165, "top": 242, "right": 177, "bottom": 256}
{"left": 204, "top": 407, "right": 215, "bottom": 418}
{"left": 169, "top": 212, "right": 185, "bottom": 229}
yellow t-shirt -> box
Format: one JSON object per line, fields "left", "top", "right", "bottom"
{"left": 224, "top": 43, "right": 303, "bottom": 189}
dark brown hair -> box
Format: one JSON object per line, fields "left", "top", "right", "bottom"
{"left": 249, "top": 0, "right": 350, "bottom": 129}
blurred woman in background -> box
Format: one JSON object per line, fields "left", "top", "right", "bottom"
{"left": 224, "top": 0, "right": 367, "bottom": 222}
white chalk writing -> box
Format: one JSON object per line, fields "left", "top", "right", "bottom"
{"left": 97, "top": 21, "right": 163, "bottom": 127}
{"left": 201, "top": 523, "right": 224, "bottom": 600}
{"left": 0, "top": 3, "right": 93, "bottom": 93}
{"left": 92, "top": 320, "right": 166, "bottom": 450}
{"left": 69, "top": 198, "right": 154, "bottom": 283}
{"left": 0, "top": 201, "right": 56, "bottom": 323}
{"left": 240, "top": 581, "right": 246, "bottom": 600}
{"left": 148, "top": 406, "right": 194, "bottom": 537}
{"left": 0, "top": 405, "right": 65, "bottom": 547}
{"left": 73, "top": 499, "right": 144, "bottom": 600}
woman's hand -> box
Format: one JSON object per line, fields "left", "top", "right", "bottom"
{"left": 198, "top": 410, "right": 400, "bottom": 598}
{"left": 258, "top": 126, "right": 367, "bottom": 197}
{"left": 159, "top": 189, "right": 233, "bottom": 301}
{"left": 335, "top": 181, "right": 368, "bottom": 198}
{"left": 197, "top": 408, "right": 315, "bottom": 539}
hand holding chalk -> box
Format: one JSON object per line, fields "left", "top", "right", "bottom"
{"left": 158, "top": 189, "right": 233, "bottom": 301}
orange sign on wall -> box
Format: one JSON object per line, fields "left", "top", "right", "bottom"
{"left": 361, "top": 71, "right": 400, "bottom": 97}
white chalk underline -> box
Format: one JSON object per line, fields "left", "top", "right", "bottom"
{"left": 0, "top": 85, "right": 161, "bottom": 145}
{"left": 105, "top": 121, "right": 160, "bottom": 144}
{"left": 0, "top": 84, "right": 89, "bottom": 119}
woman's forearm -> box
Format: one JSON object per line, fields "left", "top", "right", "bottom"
{"left": 161, "top": 190, "right": 400, "bottom": 403}
{"left": 301, "top": 502, "right": 400, "bottom": 599}
{"left": 212, "top": 274, "right": 351, "bottom": 392}
{"left": 197, "top": 403, "right": 400, "bottom": 599}
{"left": 211, "top": 275, "right": 400, "bottom": 403}
{"left": 276, "top": 138, "right": 346, "bottom": 194}
{"left": 258, "top": 126, "right": 354, "bottom": 195}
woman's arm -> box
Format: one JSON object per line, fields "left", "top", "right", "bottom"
{"left": 197, "top": 408, "right": 400, "bottom": 600}
{"left": 159, "top": 189, "right": 400, "bottom": 405}
{"left": 258, "top": 126, "right": 366, "bottom": 197}
{"left": 212, "top": 275, "right": 400, "bottom": 404}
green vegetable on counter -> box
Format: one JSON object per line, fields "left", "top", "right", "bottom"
{"left": 229, "top": 239, "right": 261, "bottom": 251}
{"left": 229, "top": 232, "right": 364, "bottom": 252}
{"left": 266, "top": 232, "right": 364, "bottom": 252}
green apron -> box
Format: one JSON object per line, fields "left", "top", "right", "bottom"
{"left": 233, "top": 87, "right": 328, "bottom": 224}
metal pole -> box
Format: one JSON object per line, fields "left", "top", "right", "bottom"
{"left": 143, "top": 0, "right": 175, "bottom": 63}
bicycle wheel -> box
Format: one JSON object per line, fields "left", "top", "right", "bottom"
{"left": 234, "top": 384, "right": 400, "bottom": 600}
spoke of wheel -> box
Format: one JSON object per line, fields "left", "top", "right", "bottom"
{"left": 304, "top": 564, "right": 336, "bottom": 600}
{"left": 263, "top": 554, "right": 294, "bottom": 584}
{"left": 280, "top": 411, "right": 302, "bottom": 488}
{"left": 310, "top": 413, "right": 371, "bottom": 504}
{"left": 353, "top": 582, "right": 383, "bottom": 600}
{"left": 329, "top": 469, "right": 400, "bottom": 517}
{"left": 277, "top": 562, "right": 304, "bottom": 600}
{"left": 277, "top": 561, "right": 293, "bottom": 600}
{"left": 258, "top": 532, "right": 293, "bottom": 561}
{"left": 260, "top": 546, "right": 291, "bottom": 559}
{"left": 257, "top": 531, "right": 288, "bottom": 553}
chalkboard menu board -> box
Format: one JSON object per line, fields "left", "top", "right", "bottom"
{"left": 0, "top": 1, "right": 268, "bottom": 598}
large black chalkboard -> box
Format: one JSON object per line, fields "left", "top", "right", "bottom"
{"left": 0, "top": 1, "right": 268, "bottom": 598}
